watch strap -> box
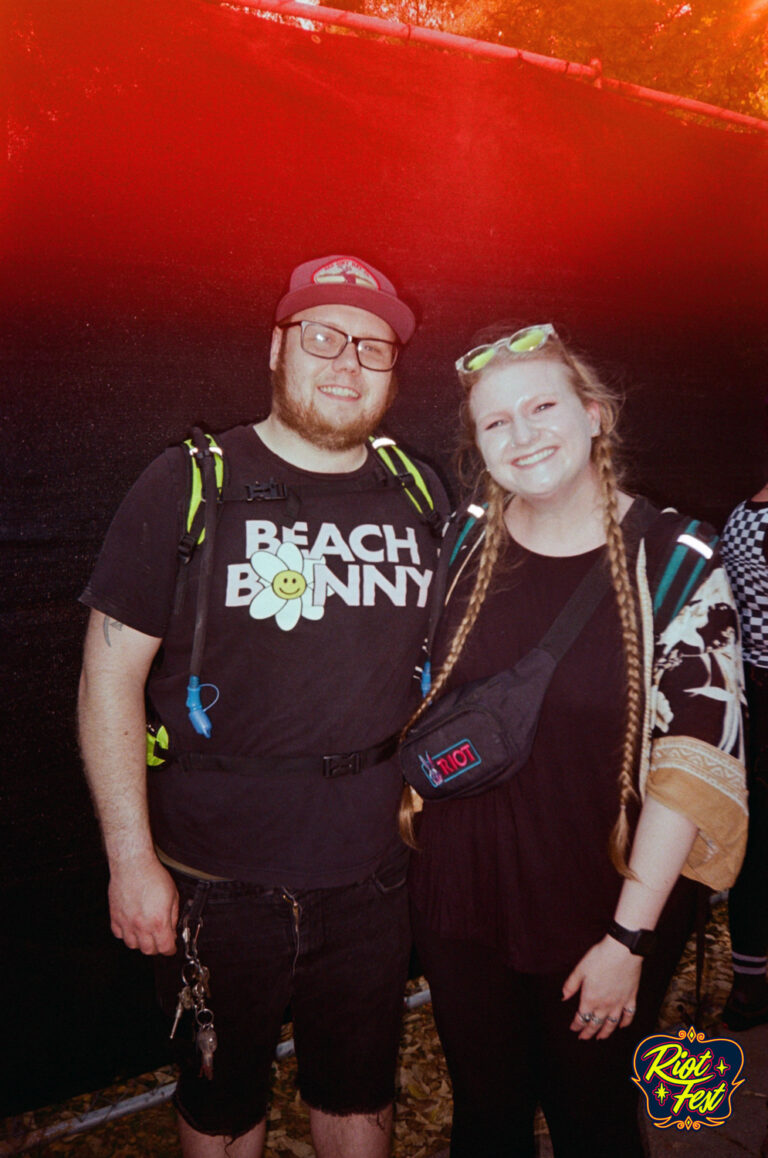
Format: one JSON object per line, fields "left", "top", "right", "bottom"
{"left": 607, "top": 919, "right": 657, "bottom": 957}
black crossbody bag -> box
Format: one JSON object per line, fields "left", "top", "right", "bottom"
{"left": 398, "top": 502, "right": 655, "bottom": 801}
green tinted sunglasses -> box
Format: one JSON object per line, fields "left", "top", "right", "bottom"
{"left": 456, "top": 324, "right": 557, "bottom": 375}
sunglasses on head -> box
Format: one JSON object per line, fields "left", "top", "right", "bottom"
{"left": 456, "top": 324, "right": 558, "bottom": 375}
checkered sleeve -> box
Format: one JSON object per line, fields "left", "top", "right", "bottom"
{"left": 722, "top": 501, "right": 768, "bottom": 667}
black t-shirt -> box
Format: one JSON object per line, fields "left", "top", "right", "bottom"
{"left": 81, "top": 424, "right": 447, "bottom": 886}
{"left": 409, "top": 538, "right": 631, "bottom": 973}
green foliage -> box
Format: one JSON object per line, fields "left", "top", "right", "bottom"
{"left": 356, "top": 0, "right": 768, "bottom": 117}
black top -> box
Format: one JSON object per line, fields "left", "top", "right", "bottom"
{"left": 81, "top": 424, "right": 447, "bottom": 887}
{"left": 409, "top": 538, "right": 632, "bottom": 973}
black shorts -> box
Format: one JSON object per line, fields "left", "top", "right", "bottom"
{"left": 155, "top": 853, "right": 411, "bottom": 1139}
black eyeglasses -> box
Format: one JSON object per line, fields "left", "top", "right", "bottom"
{"left": 280, "top": 320, "right": 399, "bottom": 372}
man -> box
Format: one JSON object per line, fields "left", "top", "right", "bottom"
{"left": 78, "top": 254, "right": 447, "bottom": 1158}
{"left": 721, "top": 477, "right": 768, "bottom": 1030}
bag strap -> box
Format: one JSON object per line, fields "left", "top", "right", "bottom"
{"left": 538, "top": 498, "right": 658, "bottom": 661}
{"left": 536, "top": 556, "right": 612, "bottom": 660}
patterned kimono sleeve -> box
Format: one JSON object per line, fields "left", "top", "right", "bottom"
{"left": 645, "top": 550, "right": 748, "bottom": 891}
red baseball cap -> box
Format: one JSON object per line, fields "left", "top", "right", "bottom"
{"left": 275, "top": 254, "right": 416, "bottom": 344}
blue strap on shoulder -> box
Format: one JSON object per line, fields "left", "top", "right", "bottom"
{"left": 652, "top": 518, "right": 719, "bottom": 628}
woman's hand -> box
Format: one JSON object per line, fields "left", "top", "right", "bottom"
{"left": 562, "top": 936, "right": 643, "bottom": 1040}
{"left": 561, "top": 800, "right": 699, "bottom": 1042}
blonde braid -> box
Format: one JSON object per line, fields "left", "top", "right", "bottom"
{"left": 398, "top": 477, "right": 509, "bottom": 846}
{"left": 594, "top": 433, "right": 642, "bottom": 878}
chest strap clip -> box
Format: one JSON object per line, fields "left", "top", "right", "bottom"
{"left": 245, "top": 479, "right": 289, "bottom": 501}
{"left": 323, "top": 752, "right": 363, "bottom": 778}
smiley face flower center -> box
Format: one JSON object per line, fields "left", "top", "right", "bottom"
{"left": 272, "top": 568, "right": 307, "bottom": 600}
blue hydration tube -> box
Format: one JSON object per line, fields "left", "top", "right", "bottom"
{"left": 185, "top": 432, "right": 222, "bottom": 738}
{"left": 186, "top": 676, "right": 218, "bottom": 738}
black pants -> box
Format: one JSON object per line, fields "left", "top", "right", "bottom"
{"left": 412, "top": 878, "right": 696, "bottom": 1158}
{"left": 728, "top": 663, "right": 768, "bottom": 959}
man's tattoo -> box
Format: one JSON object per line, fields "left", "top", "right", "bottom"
{"left": 103, "top": 618, "right": 124, "bottom": 647}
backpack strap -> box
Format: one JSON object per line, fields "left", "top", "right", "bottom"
{"left": 184, "top": 433, "right": 442, "bottom": 534}
{"left": 419, "top": 498, "right": 487, "bottom": 695}
{"left": 651, "top": 511, "right": 719, "bottom": 633}
{"left": 369, "top": 436, "right": 443, "bottom": 536}
{"left": 179, "top": 428, "right": 225, "bottom": 738}
{"left": 177, "top": 430, "right": 225, "bottom": 564}
{"left": 154, "top": 428, "right": 441, "bottom": 756}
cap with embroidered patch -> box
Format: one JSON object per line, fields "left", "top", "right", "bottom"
{"left": 275, "top": 255, "right": 416, "bottom": 344}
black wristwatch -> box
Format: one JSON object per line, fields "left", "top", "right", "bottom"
{"left": 607, "top": 919, "right": 657, "bottom": 957}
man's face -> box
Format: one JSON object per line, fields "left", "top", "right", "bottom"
{"left": 269, "top": 304, "right": 398, "bottom": 452}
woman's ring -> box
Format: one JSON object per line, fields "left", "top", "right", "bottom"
{"left": 623, "top": 1006, "right": 636, "bottom": 1015}
{"left": 607, "top": 1015, "right": 620, "bottom": 1023}
{"left": 592, "top": 1016, "right": 606, "bottom": 1026}
{"left": 577, "top": 1011, "right": 593, "bottom": 1023}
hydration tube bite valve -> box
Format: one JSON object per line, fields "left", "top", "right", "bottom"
{"left": 187, "top": 676, "right": 212, "bottom": 738}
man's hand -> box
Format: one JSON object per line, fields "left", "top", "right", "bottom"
{"left": 108, "top": 854, "right": 179, "bottom": 956}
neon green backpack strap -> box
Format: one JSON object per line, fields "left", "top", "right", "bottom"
{"left": 369, "top": 435, "right": 442, "bottom": 534}
{"left": 149, "top": 430, "right": 225, "bottom": 763}
{"left": 180, "top": 430, "right": 225, "bottom": 556}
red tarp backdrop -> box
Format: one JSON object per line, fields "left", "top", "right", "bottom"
{"left": 4, "top": 0, "right": 768, "bottom": 1110}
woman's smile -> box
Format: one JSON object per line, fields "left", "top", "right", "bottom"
{"left": 511, "top": 446, "right": 557, "bottom": 468}
{"left": 471, "top": 358, "right": 599, "bottom": 504}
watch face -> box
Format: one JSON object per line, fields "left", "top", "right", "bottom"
{"left": 633, "top": 930, "right": 657, "bottom": 957}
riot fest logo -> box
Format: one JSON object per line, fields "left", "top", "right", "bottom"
{"left": 632, "top": 1025, "right": 744, "bottom": 1130}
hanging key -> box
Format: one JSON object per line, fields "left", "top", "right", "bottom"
{"left": 196, "top": 1023, "right": 218, "bottom": 1080}
{"left": 170, "top": 985, "right": 195, "bottom": 1040}
{"left": 192, "top": 968, "right": 210, "bottom": 1006}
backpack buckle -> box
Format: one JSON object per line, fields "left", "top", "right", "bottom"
{"left": 322, "top": 752, "right": 362, "bottom": 778}
{"left": 424, "top": 507, "right": 444, "bottom": 536}
{"left": 245, "top": 480, "right": 288, "bottom": 501}
{"left": 392, "top": 466, "right": 414, "bottom": 489}
{"left": 177, "top": 530, "right": 197, "bottom": 563}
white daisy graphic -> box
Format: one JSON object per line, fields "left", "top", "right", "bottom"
{"left": 248, "top": 542, "right": 324, "bottom": 631}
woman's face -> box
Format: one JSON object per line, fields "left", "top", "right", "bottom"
{"left": 469, "top": 357, "right": 600, "bottom": 505}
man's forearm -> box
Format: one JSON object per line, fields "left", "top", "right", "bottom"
{"left": 78, "top": 612, "right": 159, "bottom": 863}
{"left": 78, "top": 610, "right": 178, "bottom": 954}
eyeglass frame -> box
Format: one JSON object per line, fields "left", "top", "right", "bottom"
{"left": 278, "top": 319, "right": 400, "bottom": 372}
{"left": 456, "top": 324, "right": 558, "bottom": 375}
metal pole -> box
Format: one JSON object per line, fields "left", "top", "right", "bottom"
{"left": 223, "top": 0, "right": 768, "bottom": 133}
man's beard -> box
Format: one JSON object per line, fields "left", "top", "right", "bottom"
{"left": 271, "top": 345, "right": 397, "bottom": 453}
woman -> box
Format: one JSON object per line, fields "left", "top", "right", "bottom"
{"left": 405, "top": 324, "right": 747, "bottom": 1157}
